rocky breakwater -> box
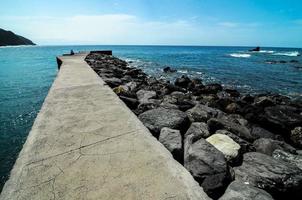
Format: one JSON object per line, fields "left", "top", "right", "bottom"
{"left": 85, "top": 52, "right": 302, "bottom": 200}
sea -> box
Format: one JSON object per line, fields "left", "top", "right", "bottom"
{"left": 0, "top": 45, "right": 301, "bottom": 190}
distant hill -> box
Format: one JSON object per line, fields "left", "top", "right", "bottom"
{"left": 0, "top": 28, "right": 35, "bottom": 46}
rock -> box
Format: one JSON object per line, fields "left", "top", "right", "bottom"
{"left": 219, "top": 181, "right": 274, "bottom": 200}
{"left": 138, "top": 107, "right": 189, "bottom": 136}
{"left": 290, "top": 60, "right": 299, "bottom": 63}
{"left": 163, "top": 66, "right": 177, "bottom": 73}
{"left": 273, "top": 149, "right": 302, "bottom": 170}
{"left": 119, "top": 96, "right": 139, "bottom": 110}
{"left": 215, "top": 130, "right": 254, "bottom": 153}
{"left": 202, "top": 83, "right": 223, "bottom": 94}
{"left": 136, "top": 89, "right": 157, "bottom": 103}
{"left": 234, "top": 152, "right": 302, "bottom": 199}
{"left": 249, "top": 47, "right": 260, "bottom": 52}
{"left": 113, "top": 85, "right": 128, "bottom": 94}
{"left": 207, "top": 118, "right": 253, "bottom": 142}
{"left": 253, "top": 138, "right": 296, "bottom": 156}
{"left": 290, "top": 127, "right": 302, "bottom": 148}
{"left": 206, "top": 133, "right": 241, "bottom": 163}
{"left": 225, "top": 103, "right": 241, "bottom": 113}
{"left": 254, "top": 96, "right": 275, "bottom": 107}
{"left": 250, "top": 126, "right": 278, "bottom": 140}
{"left": 224, "top": 89, "right": 240, "bottom": 98}
{"left": 186, "top": 104, "right": 220, "bottom": 122}
{"left": 184, "top": 137, "right": 231, "bottom": 198}
{"left": 124, "top": 68, "right": 142, "bottom": 77}
{"left": 225, "top": 114, "right": 249, "bottom": 127}
{"left": 175, "top": 75, "right": 192, "bottom": 88}
{"left": 262, "top": 105, "right": 302, "bottom": 132}
{"left": 103, "top": 77, "right": 122, "bottom": 88}
{"left": 185, "top": 122, "right": 211, "bottom": 140}
{"left": 159, "top": 128, "right": 182, "bottom": 162}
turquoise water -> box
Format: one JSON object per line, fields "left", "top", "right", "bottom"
{"left": 0, "top": 45, "right": 301, "bottom": 190}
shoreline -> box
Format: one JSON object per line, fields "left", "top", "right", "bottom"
{"left": 86, "top": 52, "right": 302, "bottom": 200}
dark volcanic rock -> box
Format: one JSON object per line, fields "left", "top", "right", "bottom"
{"left": 185, "top": 122, "right": 211, "bottom": 140}
{"left": 207, "top": 118, "right": 253, "bottom": 142}
{"left": 184, "top": 137, "right": 232, "bottom": 199}
{"left": 159, "top": 127, "right": 182, "bottom": 162}
{"left": 253, "top": 138, "right": 296, "bottom": 156}
{"left": 273, "top": 149, "right": 302, "bottom": 170}
{"left": 138, "top": 107, "right": 189, "bottom": 136}
{"left": 119, "top": 96, "right": 139, "bottom": 110}
{"left": 290, "top": 127, "right": 302, "bottom": 148}
{"left": 186, "top": 104, "right": 220, "bottom": 122}
{"left": 103, "top": 77, "right": 122, "bottom": 88}
{"left": 250, "top": 125, "right": 278, "bottom": 140}
{"left": 175, "top": 75, "right": 192, "bottom": 88}
{"left": 234, "top": 152, "right": 302, "bottom": 199}
{"left": 219, "top": 180, "right": 274, "bottom": 200}
{"left": 163, "top": 66, "right": 177, "bottom": 73}
{"left": 261, "top": 105, "right": 302, "bottom": 132}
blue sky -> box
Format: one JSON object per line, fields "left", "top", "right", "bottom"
{"left": 1, "top": 0, "right": 302, "bottom": 47}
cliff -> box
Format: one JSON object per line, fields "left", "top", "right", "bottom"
{"left": 0, "top": 28, "right": 35, "bottom": 46}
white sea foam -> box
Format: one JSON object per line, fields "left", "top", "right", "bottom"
{"left": 258, "top": 50, "right": 275, "bottom": 53}
{"left": 230, "top": 53, "right": 251, "bottom": 58}
{"left": 178, "top": 70, "right": 188, "bottom": 74}
{"left": 273, "top": 51, "right": 300, "bottom": 57}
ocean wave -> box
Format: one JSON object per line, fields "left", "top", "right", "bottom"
{"left": 258, "top": 50, "right": 275, "bottom": 53}
{"left": 178, "top": 70, "right": 188, "bottom": 74}
{"left": 273, "top": 51, "right": 300, "bottom": 57}
{"left": 230, "top": 53, "right": 251, "bottom": 58}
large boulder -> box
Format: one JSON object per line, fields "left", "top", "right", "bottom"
{"left": 159, "top": 128, "right": 182, "bottom": 162}
{"left": 184, "top": 137, "right": 232, "bottom": 198}
{"left": 262, "top": 105, "right": 302, "bottom": 132}
{"left": 138, "top": 107, "right": 189, "bottom": 136}
{"left": 185, "top": 122, "right": 211, "bottom": 140}
{"left": 250, "top": 125, "right": 278, "bottom": 140}
{"left": 290, "top": 127, "right": 302, "bottom": 148}
{"left": 273, "top": 149, "right": 302, "bottom": 170}
{"left": 186, "top": 104, "right": 220, "bottom": 122}
{"left": 175, "top": 75, "right": 192, "bottom": 88}
{"left": 103, "top": 77, "right": 122, "bottom": 88}
{"left": 207, "top": 118, "right": 253, "bottom": 142}
{"left": 234, "top": 152, "right": 302, "bottom": 199}
{"left": 219, "top": 181, "right": 274, "bottom": 200}
{"left": 206, "top": 133, "right": 241, "bottom": 163}
{"left": 253, "top": 138, "right": 296, "bottom": 156}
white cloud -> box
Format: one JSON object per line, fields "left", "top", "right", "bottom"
{"left": 218, "top": 22, "right": 239, "bottom": 28}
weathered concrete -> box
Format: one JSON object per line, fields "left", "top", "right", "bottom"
{"left": 0, "top": 53, "right": 210, "bottom": 200}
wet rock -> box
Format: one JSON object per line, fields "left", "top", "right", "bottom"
{"left": 273, "top": 149, "right": 302, "bottom": 170}
{"left": 224, "top": 114, "right": 249, "bottom": 127}
{"left": 234, "top": 152, "right": 302, "bottom": 199}
{"left": 186, "top": 104, "right": 220, "bottom": 122}
{"left": 207, "top": 118, "right": 253, "bottom": 142}
{"left": 138, "top": 107, "right": 189, "bottom": 136}
{"left": 163, "top": 66, "right": 177, "bottom": 73}
{"left": 253, "top": 138, "right": 296, "bottom": 156}
{"left": 202, "top": 83, "right": 223, "bottom": 94}
{"left": 249, "top": 46, "right": 261, "bottom": 52}
{"left": 185, "top": 122, "right": 211, "bottom": 140}
{"left": 224, "top": 89, "right": 240, "bottom": 98}
{"left": 219, "top": 181, "right": 274, "bottom": 200}
{"left": 206, "top": 133, "right": 241, "bottom": 163}
{"left": 254, "top": 96, "right": 275, "bottom": 107}
{"left": 136, "top": 89, "right": 157, "bottom": 103}
{"left": 290, "top": 127, "right": 302, "bottom": 148}
{"left": 159, "top": 128, "right": 182, "bottom": 162}
{"left": 175, "top": 75, "right": 192, "bottom": 88}
{"left": 184, "top": 137, "right": 232, "bottom": 199}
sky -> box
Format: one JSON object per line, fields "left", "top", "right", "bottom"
{"left": 1, "top": 0, "right": 302, "bottom": 47}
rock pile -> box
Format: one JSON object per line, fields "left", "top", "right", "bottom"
{"left": 85, "top": 52, "right": 302, "bottom": 200}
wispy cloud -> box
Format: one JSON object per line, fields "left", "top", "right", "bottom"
{"left": 218, "top": 22, "right": 239, "bottom": 28}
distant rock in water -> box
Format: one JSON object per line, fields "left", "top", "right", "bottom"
{"left": 249, "top": 46, "right": 261, "bottom": 52}
{"left": 0, "top": 28, "right": 35, "bottom": 46}
{"left": 163, "top": 66, "right": 177, "bottom": 73}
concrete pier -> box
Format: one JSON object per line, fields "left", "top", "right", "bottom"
{"left": 0, "top": 53, "right": 210, "bottom": 200}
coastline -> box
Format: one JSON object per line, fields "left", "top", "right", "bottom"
{"left": 86, "top": 52, "right": 302, "bottom": 199}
